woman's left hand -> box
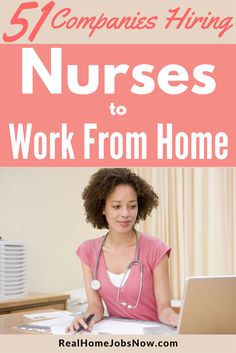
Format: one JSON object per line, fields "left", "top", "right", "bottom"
{"left": 169, "top": 312, "right": 179, "bottom": 327}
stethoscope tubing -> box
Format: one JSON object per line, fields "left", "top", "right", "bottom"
{"left": 91, "top": 230, "right": 143, "bottom": 309}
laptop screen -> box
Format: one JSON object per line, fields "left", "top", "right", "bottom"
{"left": 177, "top": 275, "right": 236, "bottom": 334}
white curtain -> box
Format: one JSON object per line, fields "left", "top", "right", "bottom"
{"left": 134, "top": 168, "right": 236, "bottom": 299}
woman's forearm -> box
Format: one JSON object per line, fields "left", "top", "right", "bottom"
{"left": 85, "top": 303, "right": 104, "bottom": 323}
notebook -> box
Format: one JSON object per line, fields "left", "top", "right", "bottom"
{"left": 177, "top": 275, "right": 236, "bottom": 334}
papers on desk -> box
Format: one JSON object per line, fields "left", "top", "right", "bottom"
{"left": 39, "top": 318, "right": 167, "bottom": 335}
{"left": 16, "top": 311, "right": 80, "bottom": 334}
{"left": 16, "top": 312, "right": 176, "bottom": 335}
{"left": 50, "top": 325, "right": 97, "bottom": 335}
{"left": 24, "top": 311, "right": 75, "bottom": 320}
{"left": 49, "top": 317, "right": 175, "bottom": 335}
{"left": 92, "top": 318, "right": 176, "bottom": 335}
{"left": 16, "top": 316, "right": 74, "bottom": 334}
{"left": 93, "top": 318, "right": 157, "bottom": 335}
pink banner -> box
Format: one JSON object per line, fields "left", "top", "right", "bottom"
{"left": 0, "top": 44, "right": 235, "bottom": 166}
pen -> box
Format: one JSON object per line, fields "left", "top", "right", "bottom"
{"left": 75, "top": 313, "right": 95, "bottom": 333}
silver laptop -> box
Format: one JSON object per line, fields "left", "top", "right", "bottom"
{"left": 177, "top": 275, "right": 236, "bottom": 334}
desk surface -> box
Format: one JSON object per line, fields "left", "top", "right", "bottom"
{"left": 0, "top": 310, "right": 177, "bottom": 335}
{"left": 0, "top": 309, "right": 58, "bottom": 334}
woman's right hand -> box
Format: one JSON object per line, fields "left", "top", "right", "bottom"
{"left": 65, "top": 314, "right": 95, "bottom": 334}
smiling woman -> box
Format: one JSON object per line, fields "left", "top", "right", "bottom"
{"left": 102, "top": 184, "right": 138, "bottom": 234}
{"left": 66, "top": 168, "right": 179, "bottom": 334}
{"left": 82, "top": 168, "right": 158, "bottom": 229}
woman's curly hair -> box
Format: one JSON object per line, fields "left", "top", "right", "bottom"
{"left": 82, "top": 168, "right": 159, "bottom": 229}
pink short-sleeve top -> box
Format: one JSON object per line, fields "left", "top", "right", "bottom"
{"left": 76, "top": 233, "right": 171, "bottom": 322}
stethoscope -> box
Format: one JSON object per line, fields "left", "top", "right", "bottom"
{"left": 90, "top": 230, "right": 143, "bottom": 309}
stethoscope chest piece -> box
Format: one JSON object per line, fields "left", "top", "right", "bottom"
{"left": 91, "top": 279, "right": 101, "bottom": 290}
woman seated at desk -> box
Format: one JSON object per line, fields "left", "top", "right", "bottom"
{"left": 67, "top": 168, "right": 179, "bottom": 333}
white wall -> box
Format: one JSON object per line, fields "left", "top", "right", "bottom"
{"left": 0, "top": 168, "right": 105, "bottom": 294}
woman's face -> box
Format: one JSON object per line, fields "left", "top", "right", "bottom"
{"left": 103, "top": 184, "right": 138, "bottom": 234}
